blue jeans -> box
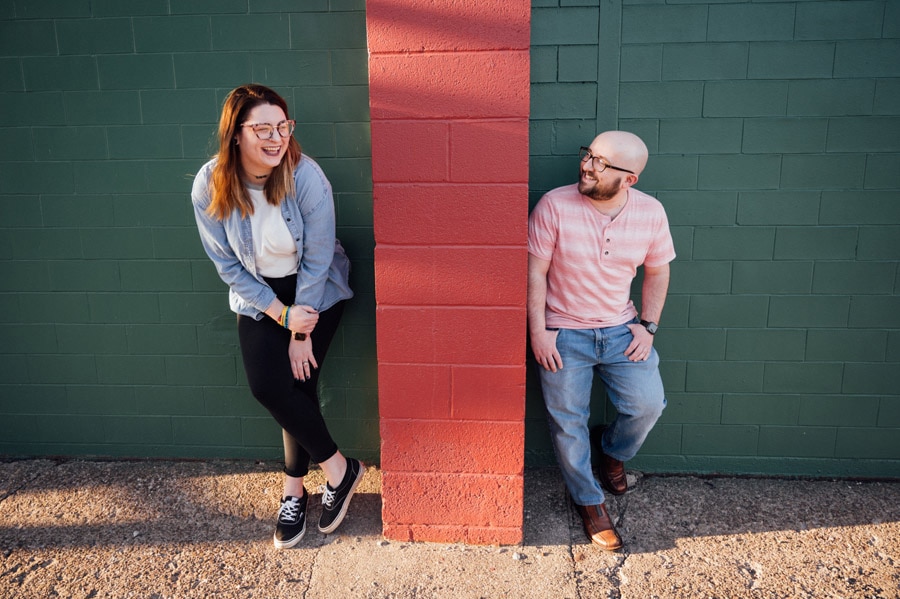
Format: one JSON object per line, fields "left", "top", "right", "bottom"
{"left": 539, "top": 322, "right": 667, "bottom": 506}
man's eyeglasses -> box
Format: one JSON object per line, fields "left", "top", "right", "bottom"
{"left": 579, "top": 147, "right": 634, "bottom": 175}
{"left": 242, "top": 120, "right": 296, "bottom": 140}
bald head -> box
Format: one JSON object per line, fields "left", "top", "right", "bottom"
{"left": 588, "top": 131, "right": 649, "bottom": 177}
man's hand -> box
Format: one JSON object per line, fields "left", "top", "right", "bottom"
{"left": 531, "top": 329, "right": 563, "bottom": 372}
{"left": 624, "top": 323, "right": 654, "bottom": 362}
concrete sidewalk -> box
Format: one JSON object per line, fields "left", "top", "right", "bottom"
{"left": 1, "top": 459, "right": 898, "bottom": 598}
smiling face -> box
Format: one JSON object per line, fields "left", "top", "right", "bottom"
{"left": 235, "top": 103, "right": 291, "bottom": 180}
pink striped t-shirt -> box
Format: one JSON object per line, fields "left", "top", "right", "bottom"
{"left": 528, "top": 184, "right": 676, "bottom": 329}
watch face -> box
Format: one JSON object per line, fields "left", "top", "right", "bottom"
{"left": 642, "top": 320, "right": 658, "bottom": 334}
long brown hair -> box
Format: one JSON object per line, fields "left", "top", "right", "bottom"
{"left": 207, "top": 84, "right": 302, "bottom": 221}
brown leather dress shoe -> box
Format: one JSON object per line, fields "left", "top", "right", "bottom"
{"left": 591, "top": 426, "right": 627, "bottom": 495}
{"left": 576, "top": 503, "right": 623, "bottom": 551}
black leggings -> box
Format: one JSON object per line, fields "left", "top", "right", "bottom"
{"left": 237, "top": 274, "right": 343, "bottom": 478}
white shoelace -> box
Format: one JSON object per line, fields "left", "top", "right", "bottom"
{"left": 318, "top": 484, "right": 336, "bottom": 508}
{"left": 278, "top": 497, "right": 301, "bottom": 523}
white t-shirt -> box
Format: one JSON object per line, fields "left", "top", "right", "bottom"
{"left": 248, "top": 187, "right": 299, "bottom": 278}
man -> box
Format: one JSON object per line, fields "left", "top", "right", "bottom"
{"left": 527, "top": 131, "right": 675, "bottom": 550}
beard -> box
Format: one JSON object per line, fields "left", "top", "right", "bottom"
{"left": 578, "top": 172, "right": 622, "bottom": 203}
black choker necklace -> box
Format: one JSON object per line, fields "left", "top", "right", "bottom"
{"left": 253, "top": 174, "right": 267, "bottom": 180}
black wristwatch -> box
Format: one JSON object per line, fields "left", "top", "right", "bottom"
{"left": 640, "top": 319, "right": 658, "bottom": 335}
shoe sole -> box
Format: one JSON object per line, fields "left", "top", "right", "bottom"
{"left": 317, "top": 461, "right": 365, "bottom": 534}
{"left": 273, "top": 521, "right": 306, "bottom": 549}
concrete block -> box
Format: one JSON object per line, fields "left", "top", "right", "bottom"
{"left": 737, "top": 191, "right": 820, "bottom": 226}
{"left": 291, "top": 11, "right": 366, "bottom": 49}
{"left": 374, "top": 246, "right": 526, "bottom": 307}
{"left": 693, "top": 226, "right": 775, "bottom": 260}
{"left": 813, "top": 262, "right": 896, "bottom": 294}
{"left": 799, "top": 396, "right": 879, "bottom": 427}
{"left": 98, "top": 54, "right": 175, "bottom": 90}
{"left": 659, "top": 118, "right": 743, "bottom": 154}
{"left": 835, "top": 427, "right": 900, "bottom": 459}
{"left": 373, "top": 183, "right": 527, "bottom": 246}
{"left": 450, "top": 119, "right": 529, "bottom": 183}
{"left": 451, "top": 365, "right": 526, "bottom": 421}
{"left": 704, "top": 81, "right": 788, "bottom": 117}
{"left": 531, "top": 46, "right": 558, "bottom": 83}
{"left": 531, "top": 7, "right": 598, "bottom": 46}
{"left": 662, "top": 393, "right": 722, "bottom": 425}
{"left": 780, "top": 154, "right": 866, "bottom": 190}
{"left": 0, "top": 20, "right": 57, "bottom": 56}
{"left": 530, "top": 83, "right": 597, "bottom": 119}
{"left": 63, "top": 90, "right": 141, "bottom": 125}
{"left": 34, "top": 127, "right": 107, "bottom": 161}
{"left": 858, "top": 226, "right": 900, "bottom": 261}
{"left": 748, "top": 42, "right": 836, "bottom": 79}
{"left": 864, "top": 154, "right": 900, "bottom": 189}
{"left": 658, "top": 191, "right": 737, "bottom": 226}
{"left": 174, "top": 52, "right": 252, "bottom": 88}
{"left": 768, "top": 296, "right": 851, "bottom": 328}
{"left": 669, "top": 261, "right": 732, "bottom": 295}
{"left": 559, "top": 45, "right": 599, "bottom": 82}
{"left": 849, "top": 296, "right": 900, "bottom": 329}
{"left": 722, "top": 394, "right": 800, "bottom": 426}
{"left": 376, "top": 306, "right": 524, "bottom": 365}
{"left": 370, "top": 120, "right": 449, "bottom": 182}
{"left": 834, "top": 40, "right": 900, "bottom": 78}
{"left": 874, "top": 79, "right": 900, "bottom": 116}
{"left": 787, "top": 79, "right": 875, "bottom": 117}
{"left": 638, "top": 155, "right": 699, "bottom": 191}
{"left": 368, "top": 0, "right": 529, "bottom": 52}
{"left": 774, "top": 226, "right": 858, "bottom": 260}
{"left": 381, "top": 420, "right": 523, "bottom": 474}
{"left": 382, "top": 471, "right": 523, "bottom": 528}
{"left": 827, "top": 116, "right": 900, "bottom": 152}
{"left": 708, "top": 3, "right": 794, "bottom": 41}
{"left": 655, "top": 328, "right": 726, "bottom": 361}
{"left": 662, "top": 43, "right": 748, "bottom": 81}
{"left": 250, "top": 51, "right": 332, "bottom": 87}
{"left": 763, "top": 363, "right": 843, "bottom": 394}
{"left": 619, "top": 81, "right": 703, "bottom": 118}
{"left": 795, "top": 1, "right": 884, "bottom": 41}
{"left": 141, "top": 89, "right": 218, "bottom": 124}
{"left": 699, "top": 155, "right": 781, "bottom": 190}
{"left": 731, "top": 261, "right": 814, "bottom": 294}
{"left": 57, "top": 18, "right": 134, "bottom": 54}
{"left": 621, "top": 45, "right": 662, "bottom": 82}
{"left": 689, "top": 296, "right": 770, "bottom": 328}
{"left": 369, "top": 51, "right": 530, "bottom": 119}
{"left": 23, "top": 57, "right": 98, "bottom": 92}
{"left": 134, "top": 16, "right": 212, "bottom": 52}
{"left": 682, "top": 424, "right": 759, "bottom": 455}
{"left": 757, "top": 426, "right": 837, "bottom": 458}
{"left": 806, "top": 330, "right": 888, "bottom": 362}
{"left": 622, "top": 5, "right": 707, "bottom": 44}
{"left": 742, "top": 118, "right": 828, "bottom": 154}
{"left": 726, "top": 329, "right": 806, "bottom": 361}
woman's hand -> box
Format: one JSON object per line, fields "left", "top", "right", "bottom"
{"left": 288, "top": 305, "right": 319, "bottom": 334}
{"left": 288, "top": 336, "right": 317, "bottom": 381}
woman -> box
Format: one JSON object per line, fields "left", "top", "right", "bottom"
{"left": 192, "top": 84, "right": 362, "bottom": 549}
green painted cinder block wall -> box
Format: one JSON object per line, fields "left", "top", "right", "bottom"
{"left": 526, "top": 0, "right": 900, "bottom": 478}
{"left": 1, "top": 0, "right": 899, "bottom": 478}
{"left": 0, "top": 1, "right": 379, "bottom": 463}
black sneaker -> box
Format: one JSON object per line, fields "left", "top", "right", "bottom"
{"left": 317, "top": 457, "right": 364, "bottom": 534}
{"left": 273, "top": 492, "right": 307, "bottom": 549}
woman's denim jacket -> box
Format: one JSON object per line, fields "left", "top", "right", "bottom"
{"left": 192, "top": 156, "right": 353, "bottom": 319}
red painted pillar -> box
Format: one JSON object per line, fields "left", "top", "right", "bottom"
{"left": 366, "top": 1, "right": 530, "bottom": 544}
